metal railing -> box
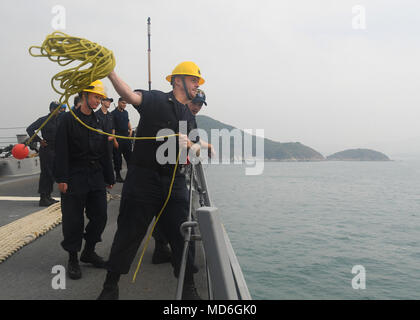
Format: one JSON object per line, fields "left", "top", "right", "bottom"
{"left": 175, "top": 162, "right": 252, "bottom": 300}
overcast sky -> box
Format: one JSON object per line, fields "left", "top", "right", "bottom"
{"left": 0, "top": 0, "right": 419, "bottom": 158}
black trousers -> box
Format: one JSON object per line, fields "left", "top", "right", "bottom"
{"left": 60, "top": 166, "right": 108, "bottom": 253}
{"left": 153, "top": 224, "right": 169, "bottom": 245}
{"left": 113, "top": 138, "right": 132, "bottom": 172}
{"left": 106, "top": 165, "right": 195, "bottom": 278}
{"left": 38, "top": 146, "right": 55, "bottom": 195}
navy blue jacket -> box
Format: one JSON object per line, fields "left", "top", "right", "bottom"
{"left": 130, "top": 90, "right": 197, "bottom": 169}
{"left": 26, "top": 112, "right": 64, "bottom": 147}
{"left": 54, "top": 108, "right": 115, "bottom": 186}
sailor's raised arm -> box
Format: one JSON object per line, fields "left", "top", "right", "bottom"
{"left": 108, "top": 70, "right": 142, "bottom": 106}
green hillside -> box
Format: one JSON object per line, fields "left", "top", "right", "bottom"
{"left": 196, "top": 115, "right": 325, "bottom": 161}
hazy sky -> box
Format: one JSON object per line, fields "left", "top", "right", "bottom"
{"left": 1, "top": 0, "right": 419, "bottom": 158}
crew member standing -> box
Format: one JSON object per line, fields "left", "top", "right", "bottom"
{"left": 111, "top": 98, "right": 132, "bottom": 182}
{"left": 98, "top": 61, "right": 203, "bottom": 300}
{"left": 151, "top": 89, "right": 215, "bottom": 266}
{"left": 26, "top": 101, "right": 64, "bottom": 206}
{"left": 54, "top": 80, "right": 115, "bottom": 280}
{"left": 95, "top": 97, "right": 117, "bottom": 156}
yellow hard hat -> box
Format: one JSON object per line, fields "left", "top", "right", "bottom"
{"left": 83, "top": 80, "right": 107, "bottom": 98}
{"left": 166, "top": 61, "right": 205, "bottom": 85}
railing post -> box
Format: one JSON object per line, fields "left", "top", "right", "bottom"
{"left": 196, "top": 206, "right": 238, "bottom": 300}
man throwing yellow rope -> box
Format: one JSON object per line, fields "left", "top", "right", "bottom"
{"left": 98, "top": 62, "right": 204, "bottom": 300}
{"left": 28, "top": 32, "right": 204, "bottom": 299}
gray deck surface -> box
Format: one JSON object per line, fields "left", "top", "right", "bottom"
{"left": 0, "top": 172, "right": 208, "bottom": 300}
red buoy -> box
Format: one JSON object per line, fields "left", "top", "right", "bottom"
{"left": 12, "top": 144, "right": 29, "bottom": 160}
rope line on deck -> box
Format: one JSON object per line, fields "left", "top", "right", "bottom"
{"left": 0, "top": 193, "right": 113, "bottom": 264}
{"left": 0, "top": 202, "right": 62, "bottom": 263}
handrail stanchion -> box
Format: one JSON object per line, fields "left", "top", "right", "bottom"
{"left": 197, "top": 206, "right": 238, "bottom": 299}
{"left": 175, "top": 165, "right": 195, "bottom": 299}
{"left": 174, "top": 159, "right": 252, "bottom": 300}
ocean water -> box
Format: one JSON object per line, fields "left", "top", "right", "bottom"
{"left": 204, "top": 160, "right": 420, "bottom": 300}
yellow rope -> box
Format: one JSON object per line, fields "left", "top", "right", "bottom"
{"left": 29, "top": 31, "right": 178, "bottom": 141}
{"left": 29, "top": 31, "right": 184, "bottom": 282}
{"left": 29, "top": 31, "right": 115, "bottom": 102}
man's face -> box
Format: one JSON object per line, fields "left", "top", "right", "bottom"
{"left": 176, "top": 75, "right": 200, "bottom": 99}
{"left": 189, "top": 102, "right": 202, "bottom": 116}
{"left": 102, "top": 100, "right": 111, "bottom": 109}
{"left": 118, "top": 100, "right": 127, "bottom": 110}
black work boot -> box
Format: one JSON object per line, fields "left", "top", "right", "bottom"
{"left": 182, "top": 277, "right": 201, "bottom": 300}
{"left": 152, "top": 240, "right": 172, "bottom": 264}
{"left": 67, "top": 252, "right": 82, "bottom": 280}
{"left": 97, "top": 272, "right": 120, "bottom": 300}
{"left": 39, "top": 193, "right": 52, "bottom": 207}
{"left": 47, "top": 194, "right": 59, "bottom": 204}
{"left": 115, "top": 171, "right": 124, "bottom": 183}
{"left": 80, "top": 242, "right": 107, "bottom": 268}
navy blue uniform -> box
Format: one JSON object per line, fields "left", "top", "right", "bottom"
{"left": 111, "top": 108, "right": 132, "bottom": 172}
{"left": 111, "top": 108, "right": 130, "bottom": 135}
{"left": 95, "top": 108, "right": 115, "bottom": 155}
{"left": 106, "top": 90, "right": 197, "bottom": 279}
{"left": 54, "top": 108, "right": 115, "bottom": 253}
{"left": 26, "top": 112, "right": 63, "bottom": 196}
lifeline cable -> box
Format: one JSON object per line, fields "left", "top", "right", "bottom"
{"left": 29, "top": 31, "right": 184, "bottom": 282}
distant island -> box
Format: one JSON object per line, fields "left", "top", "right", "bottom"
{"left": 327, "top": 149, "right": 391, "bottom": 161}
{"left": 196, "top": 115, "right": 390, "bottom": 161}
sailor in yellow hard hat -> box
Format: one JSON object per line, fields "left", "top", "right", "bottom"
{"left": 165, "top": 61, "right": 205, "bottom": 101}
{"left": 54, "top": 79, "right": 115, "bottom": 280}
{"left": 97, "top": 62, "right": 204, "bottom": 300}
{"left": 81, "top": 80, "right": 108, "bottom": 110}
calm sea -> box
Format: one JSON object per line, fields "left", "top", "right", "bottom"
{"left": 204, "top": 160, "right": 420, "bottom": 300}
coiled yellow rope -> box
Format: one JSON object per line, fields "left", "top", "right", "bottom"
{"left": 29, "top": 31, "right": 115, "bottom": 102}
{"left": 29, "top": 31, "right": 178, "bottom": 140}
{"left": 29, "top": 31, "right": 182, "bottom": 282}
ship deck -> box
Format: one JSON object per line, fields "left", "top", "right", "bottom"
{"left": 0, "top": 172, "right": 208, "bottom": 300}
